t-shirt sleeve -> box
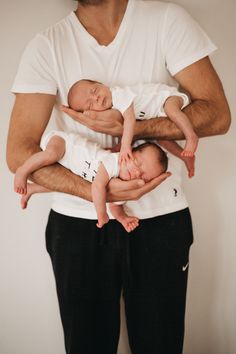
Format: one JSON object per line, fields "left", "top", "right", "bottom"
{"left": 163, "top": 3, "right": 217, "bottom": 76}
{"left": 11, "top": 34, "right": 57, "bottom": 94}
{"left": 112, "top": 87, "right": 137, "bottom": 115}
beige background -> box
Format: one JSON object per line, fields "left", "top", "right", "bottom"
{"left": 1, "top": 1, "right": 235, "bottom": 353}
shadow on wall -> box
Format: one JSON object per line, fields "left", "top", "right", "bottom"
{"left": 183, "top": 138, "right": 234, "bottom": 354}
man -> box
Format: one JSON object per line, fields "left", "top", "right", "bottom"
{"left": 7, "top": 0, "right": 230, "bottom": 353}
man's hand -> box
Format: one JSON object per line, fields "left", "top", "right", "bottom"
{"left": 61, "top": 106, "right": 124, "bottom": 137}
{"left": 106, "top": 172, "right": 171, "bottom": 202}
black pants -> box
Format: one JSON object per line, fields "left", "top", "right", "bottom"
{"left": 46, "top": 208, "right": 193, "bottom": 354}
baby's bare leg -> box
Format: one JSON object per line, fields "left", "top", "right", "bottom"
{"left": 109, "top": 203, "right": 139, "bottom": 233}
{"left": 158, "top": 140, "right": 195, "bottom": 178}
{"left": 21, "top": 182, "right": 50, "bottom": 209}
{"left": 14, "top": 135, "right": 65, "bottom": 195}
{"left": 92, "top": 164, "right": 110, "bottom": 228}
{"left": 164, "top": 96, "right": 198, "bottom": 157}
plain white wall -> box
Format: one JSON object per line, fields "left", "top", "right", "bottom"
{"left": 1, "top": 1, "right": 235, "bottom": 353}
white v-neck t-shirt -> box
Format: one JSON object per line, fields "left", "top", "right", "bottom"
{"left": 12, "top": 0, "right": 216, "bottom": 219}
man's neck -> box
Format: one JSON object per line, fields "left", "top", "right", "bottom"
{"left": 75, "top": 0, "right": 129, "bottom": 46}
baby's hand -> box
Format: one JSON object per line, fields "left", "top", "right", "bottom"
{"left": 119, "top": 146, "right": 133, "bottom": 165}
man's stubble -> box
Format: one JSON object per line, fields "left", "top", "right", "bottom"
{"left": 77, "top": 0, "right": 108, "bottom": 5}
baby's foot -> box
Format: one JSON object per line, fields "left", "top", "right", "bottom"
{"left": 14, "top": 166, "right": 28, "bottom": 195}
{"left": 182, "top": 155, "right": 195, "bottom": 178}
{"left": 20, "top": 183, "right": 35, "bottom": 209}
{"left": 96, "top": 214, "right": 109, "bottom": 228}
{"left": 121, "top": 216, "right": 139, "bottom": 233}
{"left": 181, "top": 134, "right": 198, "bottom": 157}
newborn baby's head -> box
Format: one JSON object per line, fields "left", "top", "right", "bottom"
{"left": 119, "top": 142, "right": 168, "bottom": 182}
{"left": 68, "top": 79, "right": 112, "bottom": 112}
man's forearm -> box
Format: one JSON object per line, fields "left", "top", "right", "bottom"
{"left": 134, "top": 98, "right": 231, "bottom": 141}
{"left": 8, "top": 142, "right": 92, "bottom": 201}
{"left": 31, "top": 164, "right": 92, "bottom": 201}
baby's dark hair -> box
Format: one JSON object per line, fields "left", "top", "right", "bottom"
{"left": 133, "top": 142, "right": 168, "bottom": 173}
{"left": 67, "top": 79, "right": 98, "bottom": 111}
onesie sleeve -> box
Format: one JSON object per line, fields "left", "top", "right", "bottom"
{"left": 162, "top": 3, "right": 217, "bottom": 76}
{"left": 101, "top": 153, "right": 120, "bottom": 180}
{"left": 111, "top": 86, "right": 137, "bottom": 115}
{"left": 11, "top": 34, "right": 57, "bottom": 94}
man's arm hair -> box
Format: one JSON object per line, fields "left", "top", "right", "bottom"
{"left": 7, "top": 93, "right": 169, "bottom": 203}
{"left": 7, "top": 93, "right": 93, "bottom": 201}
{"left": 134, "top": 57, "right": 231, "bottom": 140}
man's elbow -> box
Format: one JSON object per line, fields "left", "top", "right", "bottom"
{"left": 6, "top": 140, "right": 40, "bottom": 173}
{"left": 207, "top": 98, "right": 231, "bottom": 136}
{"left": 6, "top": 153, "right": 21, "bottom": 174}
{"left": 217, "top": 105, "right": 231, "bottom": 135}
{"left": 6, "top": 143, "right": 24, "bottom": 173}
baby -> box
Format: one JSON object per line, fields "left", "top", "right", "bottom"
{"left": 14, "top": 131, "right": 168, "bottom": 232}
{"left": 68, "top": 79, "right": 198, "bottom": 167}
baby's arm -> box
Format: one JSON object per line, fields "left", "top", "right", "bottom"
{"left": 119, "top": 103, "right": 136, "bottom": 164}
{"left": 158, "top": 140, "right": 195, "bottom": 178}
{"left": 92, "top": 163, "right": 110, "bottom": 228}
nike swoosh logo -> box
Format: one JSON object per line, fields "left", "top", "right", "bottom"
{"left": 182, "top": 262, "right": 189, "bottom": 271}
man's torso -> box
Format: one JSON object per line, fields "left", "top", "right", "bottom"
{"left": 12, "top": 0, "right": 216, "bottom": 218}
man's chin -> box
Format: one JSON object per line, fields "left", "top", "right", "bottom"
{"left": 78, "top": 0, "right": 106, "bottom": 6}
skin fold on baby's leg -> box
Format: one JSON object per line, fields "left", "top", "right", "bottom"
{"left": 109, "top": 203, "right": 139, "bottom": 233}
{"left": 14, "top": 135, "right": 66, "bottom": 195}
{"left": 91, "top": 163, "right": 110, "bottom": 229}
{"left": 164, "top": 96, "right": 198, "bottom": 157}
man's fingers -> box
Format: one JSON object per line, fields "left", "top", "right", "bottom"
{"left": 60, "top": 105, "right": 77, "bottom": 117}
{"left": 133, "top": 172, "right": 171, "bottom": 197}
{"left": 122, "top": 179, "right": 145, "bottom": 190}
{"left": 118, "top": 178, "right": 145, "bottom": 191}
{"left": 107, "top": 172, "right": 171, "bottom": 202}
{"left": 139, "top": 172, "right": 171, "bottom": 193}
{"left": 117, "top": 173, "right": 171, "bottom": 201}
{"left": 152, "top": 172, "right": 172, "bottom": 185}
{"left": 61, "top": 106, "right": 104, "bottom": 131}
{"left": 61, "top": 106, "right": 109, "bottom": 132}
{"left": 60, "top": 106, "right": 123, "bottom": 135}
{"left": 108, "top": 177, "right": 145, "bottom": 194}
{"left": 60, "top": 105, "right": 88, "bottom": 122}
